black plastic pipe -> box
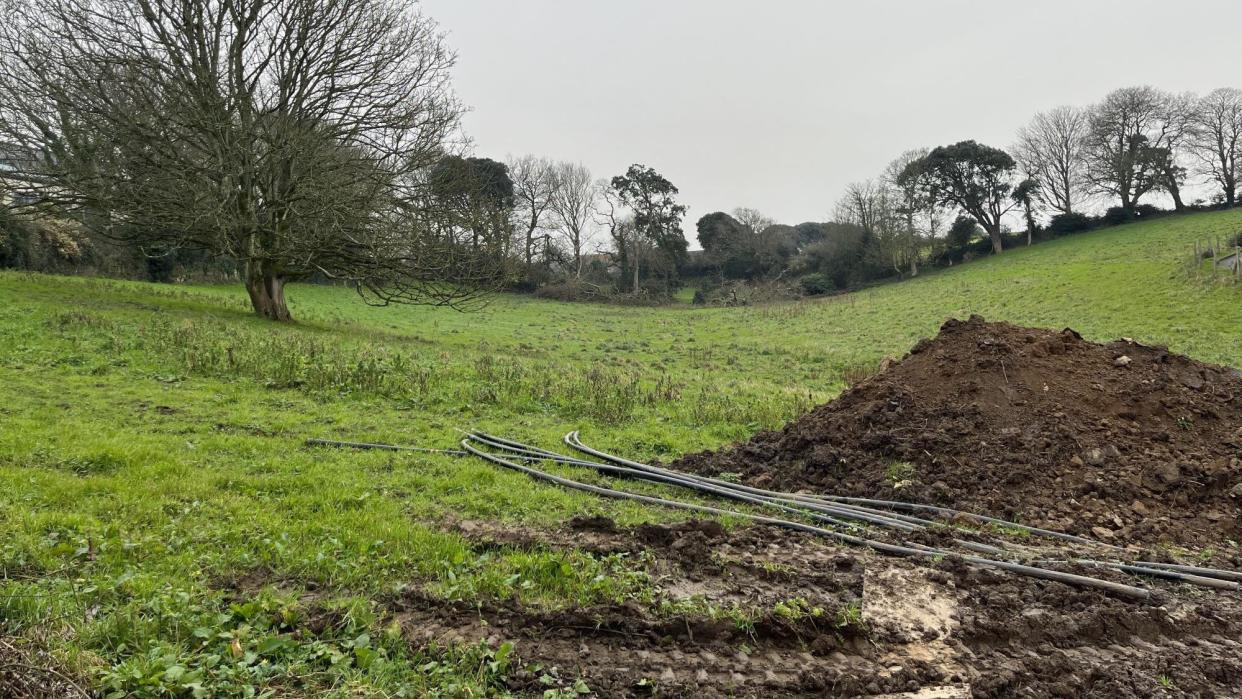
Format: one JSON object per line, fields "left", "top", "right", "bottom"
{"left": 465, "top": 433, "right": 909, "bottom": 531}
{"left": 313, "top": 433, "right": 1239, "bottom": 592}
{"left": 561, "top": 432, "right": 1242, "bottom": 591}
{"left": 461, "top": 438, "right": 1152, "bottom": 600}
{"left": 473, "top": 432, "right": 944, "bottom": 533}
{"left": 566, "top": 431, "right": 1116, "bottom": 550}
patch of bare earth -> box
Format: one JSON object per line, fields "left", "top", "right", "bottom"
{"left": 420, "top": 517, "right": 1242, "bottom": 697}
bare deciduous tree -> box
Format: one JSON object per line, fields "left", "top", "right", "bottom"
{"left": 837, "top": 179, "right": 910, "bottom": 272}
{"left": 507, "top": 155, "right": 558, "bottom": 274}
{"left": 1083, "top": 86, "right": 1181, "bottom": 211}
{"left": 731, "top": 207, "right": 774, "bottom": 236}
{"left": 548, "top": 162, "right": 598, "bottom": 278}
{"left": 1154, "top": 91, "right": 1197, "bottom": 211}
{"left": 1013, "top": 106, "right": 1089, "bottom": 215}
{"left": 1189, "top": 88, "right": 1242, "bottom": 207}
{"left": 884, "top": 149, "right": 939, "bottom": 276}
{"left": 0, "top": 0, "right": 500, "bottom": 320}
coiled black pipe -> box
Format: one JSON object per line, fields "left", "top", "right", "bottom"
{"left": 311, "top": 434, "right": 1239, "bottom": 592}
{"left": 460, "top": 438, "right": 1152, "bottom": 600}
{"left": 471, "top": 432, "right": 938, "bottom": 531}
{"left": 559, "top": 432, "right": 1242, "bottom": 590}
{"left": 465, "top": 433, "right": 910, "bottom": 531}
{"left": 565, "top": 431, "right": 1116, "bottom": 550}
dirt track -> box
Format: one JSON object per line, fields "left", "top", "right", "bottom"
{"left": 420, "top": 517, "right": 1242, "bottom": 698}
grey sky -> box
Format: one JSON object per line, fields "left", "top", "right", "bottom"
{"left": 421, "top": 0, "right": 1242, "bottom": 230}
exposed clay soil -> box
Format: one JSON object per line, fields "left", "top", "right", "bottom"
{"left": 674, "top": 316, "right": 1242, "bottom": 549}
{"left": 413, "top": 517, "right": 1242, "bottom": 698}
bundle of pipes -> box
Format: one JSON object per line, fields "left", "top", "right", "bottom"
{"left": 307, "top": 434, "right": 1242, "bottom": 597}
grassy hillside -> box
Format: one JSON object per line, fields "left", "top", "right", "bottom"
{"left": 2, "top": 209, "right": 1240, "bottom": 696}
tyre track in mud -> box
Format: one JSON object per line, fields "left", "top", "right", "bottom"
{"left": 418, "top": 517, "right": 1242, "bottom": 697}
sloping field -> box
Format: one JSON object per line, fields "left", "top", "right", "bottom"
{"left": 2, "top": 209, "right": 1241, "bottom": 696}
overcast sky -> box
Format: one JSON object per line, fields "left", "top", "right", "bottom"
{"left": 421, "top": 0, "right": 1242, "bottom": 231}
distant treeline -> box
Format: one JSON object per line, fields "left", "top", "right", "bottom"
{"left": 691, "top": 85, "right": 1242, "bottom": 302}
{"left": 4, "top": 79, "right": 1240, "bottom": 306}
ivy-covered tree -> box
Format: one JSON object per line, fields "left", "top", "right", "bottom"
{"left": 902, "top": 141, "right": 1019, "bottom": 254}
{"left": 610, "top": 164, "right": 687, "bottom": 290}
{"left": 1011, "top": 178, "right": 1041, "bottom": 246}
{"left": 429, "top": 156, "right": 516, "bottom": 252}
{"left": 696, "top": 211, "right": 753, "bottom": 279}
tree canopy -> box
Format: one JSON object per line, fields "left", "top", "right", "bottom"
{"left": 902, "top": 141, "right": 1019, "bottom": 254}
{"left": 611, "top": 164, "right": 688, "bottom": 288}
{"left": 0, "top": 0, "right": 506, "bottom": 320}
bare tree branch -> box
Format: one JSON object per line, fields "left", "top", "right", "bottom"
{"left": 0, "top": 0, "right": 503, "bottom": 320}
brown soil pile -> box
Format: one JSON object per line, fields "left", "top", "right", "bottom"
{"left": 675, "top": 315, "right": 1242, "bottom": 548}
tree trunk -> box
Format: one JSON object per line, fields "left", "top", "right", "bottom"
{"left": 245, "top": 262, "right": 292, "bottom": 321}
{"left": 986, "top": 224, "right": 1004, "bottom": 254}
{"left": 632, "top": 247, "right": 640, "bottom": 294}
{"left": 573, "top": 234, "right": 583, "bottom": 279}
{"left": 523, "top": 216, "right": 537, "bottom": 270}
{"left": 1168, "top": 179, "right": 1185, "bottom": 211}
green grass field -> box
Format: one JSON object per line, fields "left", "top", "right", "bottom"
{"left": 2, "top": 209, "right": 1241, "bottom": 696}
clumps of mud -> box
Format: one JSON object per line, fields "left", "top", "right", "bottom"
{"left": 425, "top": 516, "right": 1242, "bottom": 697}
{"left": 424, "top": 518, "right": 965, "bottom": 697}
{"left": 674, "top": 315, "right": 1242, "bottom": 548}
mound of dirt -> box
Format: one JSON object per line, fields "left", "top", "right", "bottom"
{"left": 674, "top": 315, "right": 1242, "bottom": 548}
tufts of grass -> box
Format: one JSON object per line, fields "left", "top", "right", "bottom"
{"left": 0, "top": 209, "right": 1240, "bottom": 694}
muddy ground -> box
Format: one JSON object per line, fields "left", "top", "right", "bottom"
{"left": 234, "top": 316, "right": 1242, "bottom": 697}
{"left": 399, "top": 317, "right": 1242, "bottom": 697}
{"left": 674, "top": 316, "right": 1242, "bottom": 550}
{"left": 416, "top": 516, "right": 1242, "bottom": 698}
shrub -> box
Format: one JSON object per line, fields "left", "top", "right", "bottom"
{"left": 532, "top": 280, "right": 604, "bottom": 302}
{"left": 0, "top": 208, "right": 33, "bottom": 268}
{"left": 1048, "top": 212, "right": 1094, "bottom": 235}
{"left": 1101, "top": 206, "right": 1137, "bottom": 226}
{"left": 947, "top": 216, "right": 981, "bottom": 249}
{"left": 799, "top": 273, "right": 835, "bottom": 296}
